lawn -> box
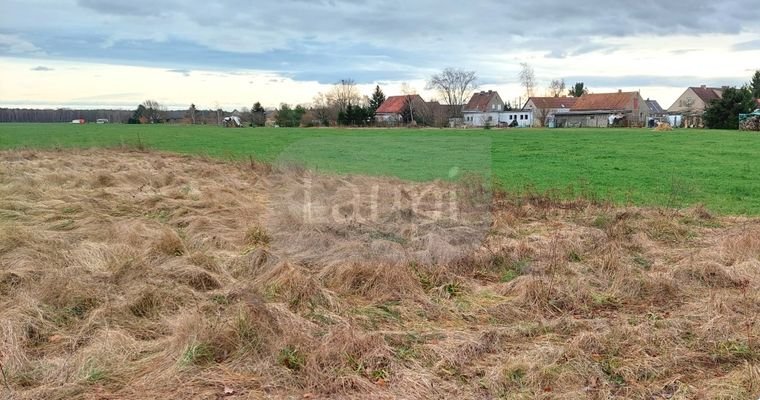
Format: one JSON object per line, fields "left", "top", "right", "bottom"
{"left": 1, "top": 123, "right": 758, "bottom": 214}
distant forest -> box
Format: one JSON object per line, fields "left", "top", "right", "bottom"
{"left": 0, "top": 107, "right": 240, "bottom": 125}
{"left": 0, "top": 108, "right": 135, "bottom": 123}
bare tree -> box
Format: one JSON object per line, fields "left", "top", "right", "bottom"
{"left": 187, "top": 103, "right": 197, "bottom": 124}
{"left": 534, "top": 107, "right": 551, "bottom": 127}
{"left": 518, "top": 63, "right": 536, "bottom": 98}
{"left": 312, "top": 92, "right": 338, "bottom": 126}
{"left": 549, "top": 79, "right": 566, "bottom": 97}
{"left": 330, "top": 79, "right": 361, "bottom": 113}
{"left": 400, "top": 82, "right": 417, "bottom": 95}
{"left": 426, "top": 68, "right": 479, "bottom": 118}
{"left": 141, "top": 100, "right": 165, "bottom": 123}
{"left": 213, "top": 101, "right": 223, "bottom": 126}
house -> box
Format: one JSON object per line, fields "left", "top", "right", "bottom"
{"left": 375, "top": 95, "right": 428, "bottom": 126}
{"left": 522, "top": 97, "right": 578, "bottom": 127}
{"left": 554, "top": 91, "right": 649, "bottom": 128}
{"left": 645, "top": 99, "right": 666, "bottom": 127}
{"left": 463, "top": 90, "right": 503, "bottom": 127}
{"left": 666, "top": 85, "right": 725, "bottom": 128}
{"left": 164, "top": 110, "right": 187, "bottom": 124}
{"left": 463, "top": 91, "right": 533, "bottom": 127}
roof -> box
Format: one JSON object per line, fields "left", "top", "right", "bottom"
{"left": 376, "top": 95, "right": 423, "bottom": 114}
{"left": 165, "top": 110, "right": 186, "bottom": 119}
{"left": 690, "top": 86, "right": 723, "bottom": 103}
{"left": 463, "top": 91, "right": 500, "bottom": 112}
{"left": 571, "top": 92, "right": 640, "bottom": 111}
{"left": 645, "top": 99, "right": 664, "bottom": 113}
{"left": 525, "top": 97, "right": 578, "bottom": 110}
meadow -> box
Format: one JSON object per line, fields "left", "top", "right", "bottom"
{"left": 1, "top": 123, "right": 758, "bottom": 214}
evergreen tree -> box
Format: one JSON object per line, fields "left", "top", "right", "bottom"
{"left": 275, "top": 104, "right": 306, "bottom": 127}
{"left": 368, "top": 85, "right": 386, "bottom": 116}
{"left": 568, "top": 82, "right": 587, "bottom": 97}
{"left": 128, "top": 104, "right": 147, "bottom": 124}
{"left": 751, "top": 70, "right": 760, "bottom": 99}
{"left": 704, "top": 86, "right": 754, "bottom": 130}
{"left": 251, "top": 102, "right": 266, "bottom": 126}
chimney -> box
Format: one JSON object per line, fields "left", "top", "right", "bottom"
{"left": 701, "top": 85, "right": 707, "bottom": 89}
{"left": 618, "top": 89, "right": 622, "bottom": 93}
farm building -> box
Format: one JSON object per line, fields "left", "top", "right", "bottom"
{"left": 522, "top": 96, "right": 578, "bottom": 127}
{"left": 666, "top": 85, "right": 725, "bottom": 128}
{"left": 645, "top": 99, "right": 666, "bottom": 127}
{"left": 554, "top": 91, "right": 650, "bottom": 128}
{"left": 375, "top": 95, "right": 429, "bottom": 126}
{"left": 463, "top": 91, "right": 533, "bottom": 127}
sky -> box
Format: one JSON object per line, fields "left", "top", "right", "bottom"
{"left": 1, "top": 0, "right": 759, "bottom": 110}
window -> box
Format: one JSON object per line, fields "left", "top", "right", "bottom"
{"left": 487, "top": 116, "right": 493, "bottom": 122}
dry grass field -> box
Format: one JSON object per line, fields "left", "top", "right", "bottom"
{"left": 1, "top": 148, "right": 759, "bottom": 399}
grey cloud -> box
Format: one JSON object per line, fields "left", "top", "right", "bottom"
{"left": 168, "top": 69, "right": 191, "bottom": 76}
{"left": 564, "top": 75, "right": 745, "bottom": 89}
{"left": 69, "top": 0, "right": 760, "bottom": 56}
{"left": 734, "top": 40, "right": 760, "bottom": 51}
{"left": 31, "top": 66, "right": 54, "bottom": 71}
{"left": 78, "top": 0, "right": 178, "bottom": 16}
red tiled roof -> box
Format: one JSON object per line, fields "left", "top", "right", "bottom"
{"left": 376, "top": 95, "right": 423, "bottom": 114}
{"left": 526, "top": 97, "right": 578, "bottom": 109}
{"left": 464, "top": 91, "right": 499, "bottom": 112}
{"left": 690, "top": 86, "right": 723, "bottom": 103}
{"left": 571, "top": 92, "right": 639, "bottom": 111}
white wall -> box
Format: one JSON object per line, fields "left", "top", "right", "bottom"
{"left": 464, "top": 111, "right": 532, "bottom": 127}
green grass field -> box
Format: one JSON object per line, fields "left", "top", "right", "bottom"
{"left": 1, "top": 123, "right": 758, "bottom": 214}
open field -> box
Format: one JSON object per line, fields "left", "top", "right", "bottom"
{"left": 1, "top": 148, "right": 759, "bottom": 399}
{"left": 1, "top": 123, "right": 759, "bottom": 214}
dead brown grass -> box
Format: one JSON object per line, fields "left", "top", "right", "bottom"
{"left": 0, "top": 148, "right": 759, "bottom": 399}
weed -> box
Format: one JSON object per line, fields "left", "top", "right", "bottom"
{"left": 443, "top": 282, "right": 463, "bottom": 298}
{"left": 500, "top": 258, "right": 529, "bottom": 283}
{"left": 211, "top": 294, "right": 231, "bottom": 306}
{"left": 245, "top": 226, "right": 271, "bottom": 247}
{"left": 371, "top": 368, "right": 389, "bottom": 380}
{"left": 506, "top": 366, "right": 526, "bottom": 385}
{"left": 83, "top": 362, "right": 107, "bottom": 384}
{"left": 180, "top": 342, "right": 215, "bottom": 366}
{"left": 633, "top": 254, "right": 652, "bottom": 270}
{"left": 278, "top": 346, "right": 305, "bottom": 371}
{"left": 713, "top": 340, "right": 756, "bottom": 361}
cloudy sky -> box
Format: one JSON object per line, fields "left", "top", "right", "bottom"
{"left": 1, "top": 0, "right": 759, "bottom": 110}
